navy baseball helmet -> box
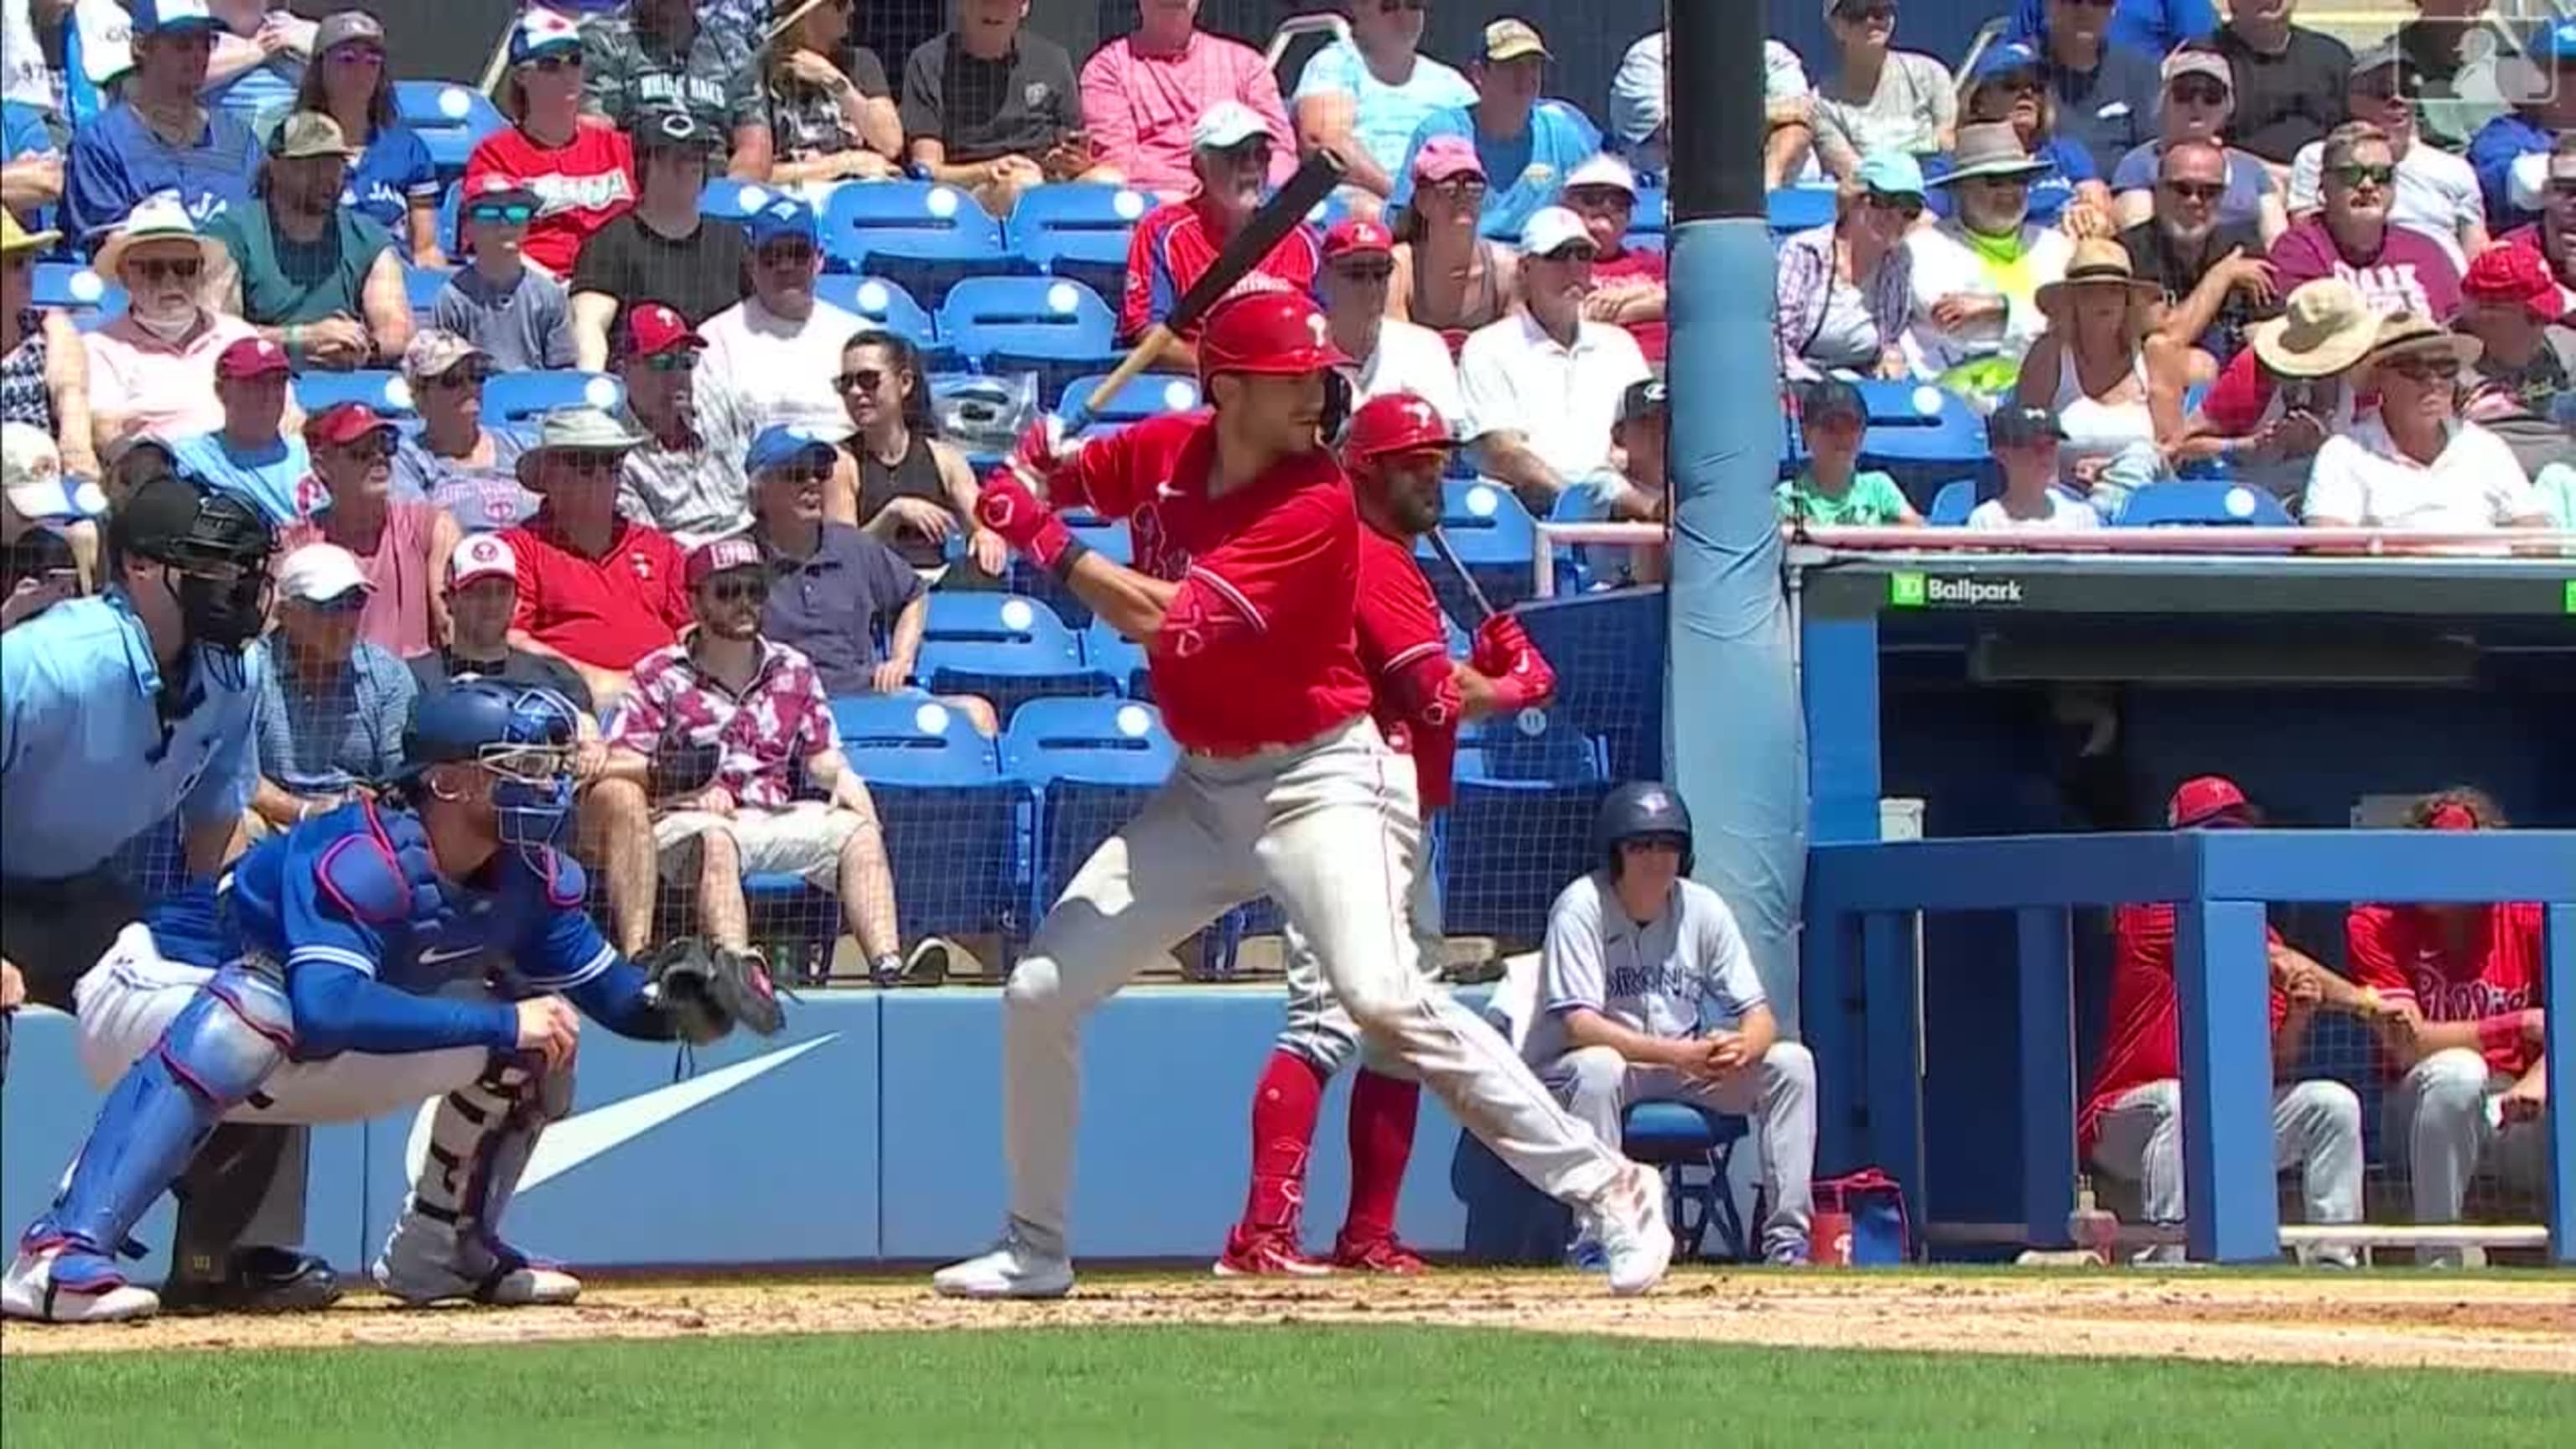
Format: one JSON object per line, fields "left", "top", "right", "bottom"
{"left": 404, "top": 680, "right": 582, "bottom": 849}
{"left": 1596, "top": 781, "right": 1694, "bottom": 875}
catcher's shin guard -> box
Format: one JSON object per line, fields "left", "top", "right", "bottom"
{"left": 376, "top": 1052, "right": 578, "bottom": 1305}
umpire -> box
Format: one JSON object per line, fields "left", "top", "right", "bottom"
{"left": 0, "top": 473, "right": 340, "bottom": 1314}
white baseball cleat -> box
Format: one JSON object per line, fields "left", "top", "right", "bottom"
{"left": 371, "top": 1216, "right": 581, "bottom": 1307}
{"left": 933, "top": 1228, "right": 1075, "bottom": 1300}
{"left": 1581, "top": 1161, "right": 1675, "bottom": 1296}
{"left": 0, "top": 1245, "right": 163, "bottom": 1323}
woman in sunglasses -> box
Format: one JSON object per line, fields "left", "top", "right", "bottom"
{"left": 464, "top": 8, "right": 637, "bottom": 279}
{"left": 2109, "top": 48, "right": 2285, "bottom": 244}
{"left": 1387, "top": 136, "right": 1514, "bottom": 356}
{"left": 2, "top": 212, "right": 100, "bottom": 486}
{"left": 837, "top": 331, "right": 1000, "bottom": 577}
{"left": 2301, "top": 314, "right": 2549, "bottom": 531}
{"left": 1810, "top": 0, "right": 1958, "bottom": 183}
{"left": 1774, "top": 150, "right": 1923, "bottom": 382}
{"left": 290, "top": 11, "right": 444, "bottom": 267}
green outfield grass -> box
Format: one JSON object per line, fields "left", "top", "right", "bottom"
{"left": 7, "top": 1326, "right": 2568, "bottom": 1449}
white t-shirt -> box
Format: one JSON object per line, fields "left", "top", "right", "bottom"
{"left": 2302, "top": 418, "right": 2539, "bottom": 528}
{"left": 3, "top": 0, "right": 49, "bottom": 108}
{"left": 2286, "top": 140, "right": 2482, "bottom": 272}
{"left": 1966, "top": 491, "right": 2102, "bottom": 531}
{"left": 696, "top": 295, "right": 864, "bottom": 441}
{"left": 1457, "top": 310, "right": 1652, "bottom": 483}
{"left": 1900, "top": 221, "right": 2074, "bottom": 377}
{"left": 1354, "top": 316, "right": 1464, "bottom": 432}
{"left": 1812, "top": 50, "right": 1956, "bottom": 164}
{"left": 1524, "top": 871, "right": 1768, "bottom": 1067}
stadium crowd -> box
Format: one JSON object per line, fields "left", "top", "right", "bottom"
{"left": 0, "top": 0, "right": 2556, "bottom": 1296}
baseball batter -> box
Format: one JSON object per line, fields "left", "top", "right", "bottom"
{"left": 0, "top": 682, "right": 776, "bottom": 1323}
{"left": 937, "top": 289, "right": 1670, "bottom": 1299}
{"left": 1530, "top": 784, "right": 1819, "bottom": 1265}
{"left": 1218, "top": 392, "right": 1561, "bottom": 1276}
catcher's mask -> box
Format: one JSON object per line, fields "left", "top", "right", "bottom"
{"left": 404, "top": 681, "right": 582, "bottom": 855}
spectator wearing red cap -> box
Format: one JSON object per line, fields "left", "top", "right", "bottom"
{"left": 2345, "top": 787, "right": 2552, "bottom": 1266}
{"left": 1119, "top": 101, "right": 1322, "bottom": 361}
{"left": 165, "top": 335, "right": 311, "bottom": 526}
{"left": 81, "top": 195, "right": 263, "bottom": 454}
{"left": 1318, "top": 217, "right": 1460, "bottom": 429}
{"left": 567, "top": 107, "right": 751, "bottom": 372}
{"left": 605, "top": 533, "right": 922, "bottom": 985}
{"left": 2454, "top": 242, "right": 2576, "bottom": 480}
{"left": 407, "top": 533, "right": 594, "bottom": 715}
{"left": 613, "top": 304, "right": 760, "bottom": 548}
{"left": 1388, "top": 136, "right": 1516, "bottom": 354}
{"left": 280, "top": 402, "right": 458, "bottom": 660}
{"left": 432, "top": 179, "right": 576, "bottom": 375}
{"left": 206, "top": 112, "right": 415, "bottom": 373}
{"left": 499, "top": 405, "right": 691, "bottom": 706}
{"left": 2083, "top": 775, "right": 2381, "bottom": 1266}
{"left": 1560, "top": 153, "right": 1667, "bottom": 362}
{"left": 2496, "top": 133, "right": 2576, "bottom": 312}
{"left": 1081, "top": 0, "right": 1293, "bottom": 200}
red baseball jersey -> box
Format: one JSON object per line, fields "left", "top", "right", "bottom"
{"left": 2078, "top": 904, "right": 2288, "bottom": 1156}
{"left": 1352, "top": 523, "right": 1457, "bottom": 813}
{"left": 463, "top": 118, "right": 637, "bottom": 278}
{"left": 1052, "top": 413, "right": 1368, "bottom": 755}
{"left": 1120, "top": 197, "right": 1322, "bottom": 343}
{"left": 501, "top": 510, "right": 691, "bottom": 671}
{"left": 2346, "top": 901, "right": 2546, "bottom": 1078}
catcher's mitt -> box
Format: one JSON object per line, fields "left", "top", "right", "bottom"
{"left": 641, "top": 938, "right": 787, "bottom": 1044}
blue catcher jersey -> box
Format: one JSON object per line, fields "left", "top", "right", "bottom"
{"left": 143, "top": 801, "right": 616, "bottom": 1000}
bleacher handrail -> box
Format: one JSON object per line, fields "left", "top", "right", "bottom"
{"left": 1265, "top": 13, "right": 1353, "bottom": 70}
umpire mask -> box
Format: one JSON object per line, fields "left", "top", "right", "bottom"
{"left": 121, "top": 486, "right": 276, "bottom": 687}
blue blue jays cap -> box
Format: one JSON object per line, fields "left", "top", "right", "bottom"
{"left": 745, "top": 195, "right": 819, "bottom": 250}
{"left": 745, "top": 423, "right": 839, "bottom": 475}
{"left": 1970, "top": 41, "right": 2041, "bottom": 85}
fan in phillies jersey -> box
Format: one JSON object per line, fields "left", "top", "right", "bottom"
{"left": 0, "top": 682, "right": 736, "bottom": 1324}
{"left": 2345, "top": 787, "right": 2551, "bottom": 1264}
{"left": 1218, "top": 391, "right": 1560, "bottom": 1277}
{"left": 1119, "top": 102, "right": 1324, "bottom": 366}
{"left": 937, "top": 287, "right": 1671, "bottom": 1301}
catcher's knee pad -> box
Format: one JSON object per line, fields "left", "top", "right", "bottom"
{"left": 37, "top": 967, "right": 291, "bottom": 1259}
{"left": 411, "top": 1053, "right": 573, "bottom": 1235}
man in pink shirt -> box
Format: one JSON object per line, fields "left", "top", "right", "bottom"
{"left": 283, "top": 403, "right": 461, "bottom": 660}
{"left": 1079, "top": 0, "right": 1294, "bottom": 197}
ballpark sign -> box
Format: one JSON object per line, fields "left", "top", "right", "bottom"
{"left": 1888, "top": 572, "right": 2024, "bottom": 610}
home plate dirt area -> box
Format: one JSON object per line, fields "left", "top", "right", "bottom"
{"left": 4, "top": 1270, "right": 2570, "bottom": 1373}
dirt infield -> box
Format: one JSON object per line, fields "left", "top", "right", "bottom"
{"left": 5, "top": 1270, "right": 2571, "bottom": 1372}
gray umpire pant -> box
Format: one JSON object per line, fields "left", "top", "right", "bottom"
{"left": 1538, "top": 1041, "right": 1819, "bottom": 1259}
{"left": 2, "top": 869, "right": 310, "bottom": 1280}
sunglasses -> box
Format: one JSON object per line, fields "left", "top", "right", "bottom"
{"left": 758, "top": 242, "right": 818, "bottom": 267}
{"left": 641, "top": 351, "right": 699, "bottom": 372}
{"left": 554, "top": 449, "right": 625, "bottom": 475}
{"left": 1864, "top": 189, "right": 1924, "bottom": 219}
{"left": 704, "top": 576, "right": 769, "bottom": 605}
{"left": 2381, "top": 355, "right": 2460, "bottom": 382}
{"left": 2547, "top": 180, "right": 2576, "bottom": 201}
{"left": 1376, "top": 0, "right": 1426, "bottom": 11}
{"left": 2159, "top": 179, "right": 2225, "bottom": 202}
{"left": 2169, "top": 80, "right": 2227, "bottom": 106}
{"left": 467, "top": 202, "right": 536, "bottom": 226}
{"left": 1966, "top": 174, "right": 2033, "bottom": 192}
{"left": 426, "top": 366, "right": 492, "bottom": 391}
{"left": 1565, "top": 186, "right": 1633, "bottom": 212}
{"left": 1426, "top": 176, "right": 1488, "bottom": 199}
{"left": 766, "top": 464, "right": 833, "bottom": 486}
{"left": 327, "top": 45, "right": 385, "bottom": 65}
{"left": 2330, "top": 163, "right": 2397, "bottom": 188}
{"left": 1333, "top": 262, "right": 1395, "bottom": 283}
{"left": 1836, "top": 2, "right": 1898, "bottom": 18}
{"left": 834, "top": 368, "right": 887, "bottom": 392}
{"left": 528, "top": 53, "right": 581, "bottom": 74}
{"left": 330, "top": 437, "right": 396, "bottom": 463}
{"left": 130, "top": 257, "right": 204, "bottom": 283}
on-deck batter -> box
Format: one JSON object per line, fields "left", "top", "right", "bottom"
{"left": 934, "top": 288, "right": 1672, "bottom": 1299}
{"left": 1216, "top": 391, "right": 1563, "bottom": 1277}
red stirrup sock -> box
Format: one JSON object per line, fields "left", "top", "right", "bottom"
{"left": 1343, "top": 1068, "right": 1421, "bottom": 1244}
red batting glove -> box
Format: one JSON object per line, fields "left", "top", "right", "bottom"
{"left": 1013, "top": 416, "right": 1072, "bottom": 486}
{"left": 1471, "top": 615, "right": 1555, "bottom": 710}
{"left": 974, "top": 466, "right": 1075, "bottom": 570}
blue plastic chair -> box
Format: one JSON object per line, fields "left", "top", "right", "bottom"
{"left": 937, "top": 276, "right": 1119, "bottom": 399}
{"left": 1422, "top": 480, "right": 1539, "bottom": 621}
{"left": 1766, "top": 186, "right": 1837, "bottom": 234}
{"left": 1058, "top": 371, "right": 1200, "bottom": 424}
{"left": 828, "top": 694, "right": 1029, "bottom": 950}
{"left": 1440, "top": 711, "right": 1607, "bottom": 944}
{"left": 1852, "top": 382, "right": 1992, "bottom": 496}
{"left": 392, "top": 81, "right": 503, "bottom": 179}
{"left": 293, "top": 370, "right": 415, "bottom": 417}
{"left": 916, "top": 593, "right": 1113, "bottom": 722}
{"left": 1080, "top": 617, "right": 1150, "bottom": 700}
{"left": 699, "top": 177, "right": 785, "bottom": 226}
{"left": 29, "top": 262, "right": 120, "bottom": 314}
{"left": 2116, "top": 481, "right": 2296, "bottom": 527}
{"left": 1627, "top": 185, "right": 1668, "bottom": 243}
{"left": 1623, "top": 1102, "right": 1751, "bottom": 1261}
{"left": 820, "top": 182, "right": 1019, "bottom": 308}
{"left": 404, "top": 264, "right": 454, "bottom": 316}
{"left": 434, "top": 179, "right": 464, "bottom": 255}
{"left": 818, "top": 273, "right": 946, "bottom": 364}
{"left": 482, "top": 371, "right": 625, "bottom": 423}
{"left": 1006, "top": 182, "right": 1150, "bottom": 303}
{"left": 1002, "top": 697, "right": 1177, "bottom": 937}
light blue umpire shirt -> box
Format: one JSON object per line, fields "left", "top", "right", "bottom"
{"left": 0, "top": 591, "right": 266, "bottom": 882}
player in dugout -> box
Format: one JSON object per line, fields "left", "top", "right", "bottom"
{"left": 1216, "top": 392, "right": 1559, "bottom": 1276}
{"left": 1, "top": 682, "right": 782, "bottom": 1323}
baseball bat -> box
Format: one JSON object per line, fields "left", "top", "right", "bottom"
{"left": 1056, "top": 151, "right": 1347, "bottom": 434}
{"left": 1425, "top": 527, "right": 1498, "bottom": 622}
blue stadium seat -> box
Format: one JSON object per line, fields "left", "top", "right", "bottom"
{"left": 818, "top": 273, "right": 947, "bottom": 364}
{"left": 936, "top": 276, "right": 1119, "bottom": 399}
{"left": 2116, "top": 481, "right": 2296, "bottom": 527}
{"left": 1851, "top": 382, "right": 1992, "bottom": 496}
{"left": 829, "top": 694, "right": 1029, "bottom": 949}
{"left": 482, "top": 371, "right": 625, "bottom": 423}
{"left": 1627, "top": 184, "right": 1667, "bottom": 243}
{"left": 1441, "top": 709, "right": 1607, "bottom": 944}
{"left": 699, "top": 177, "right": 782, "bottom": 226}
{"left": 916, "top": 593, "right": 1112, "bottom": 721}
{"left": 1766, "top": 186, "right": 1837, "bottom": 234}
{"left": 404, "top": 264, "right": 454, "bottom": 316}
{"left": 1006, "top": 183, "right": 1149, "bottom": 303}
{"left": 1423, "top": 480, "right": 1539, "bottom": 621}
{"left": 1002, "top": 697, "right": 1176, "bottom": 935}
{"left": 293, "top": 370, "right": 415, "bottom": 417}
{"left": 29, "top": 262, "right": 119, "bottom": 314}
{"left": 1542, "top": 486, "right": 1613, "bottom": 594}
{"left": 820, "top": 182, "right": 1020, "bottom": 308}
{"left": 1623, "top": 1102, "right": 1750, "bottom": 1261}
{"left": 1080, "top": 617, "right": 1150, "bottom": 699}
{"left": 1058, "top": 371, "right": 1200, "bottom": 425}
{"left": 392, "top": 81, "right": 503, "bottom": 179}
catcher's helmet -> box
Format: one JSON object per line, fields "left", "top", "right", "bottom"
{"left": 1596, "top": 781, "right": 1694, "bottom": 876}
{"left": 405, "top": 681, "right": 582, "bottom": 849}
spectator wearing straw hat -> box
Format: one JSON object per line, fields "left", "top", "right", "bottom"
{"left": 499, "top": 405, "right": 691, "bottom": 705}
{"left": 205, "top": 112, "right": 413, "bottom": 372}
{"left": 2, "top": 209, "right": 100, "bottom": 483}
{"left": 63, "top": 0, "right": 262, "bottom": 243}
{"left": 2015, "top": 236, "right": 2190, "bottom": 517}
{"left": 281, "top": 401, "right": 458, "bottom": 660}
{"left": 2453, "top": 244, "right": 2576, "bottom": 479}
{"left": 81, "top": 194, "right": 259, "bottom": 454}
{"left": 1079, "top": 0, "right": 1295, "bottom": 199}
{"left": 1902, "top": 122, "right": 2074, "bottom": 377}
{"left": 2174, "top": 274, "right": 2375, "bottom": 504}
{"left": 1390, "top": 20, "right": 1603, "bottom": 245}
{"left": 2303, "top": 314, "right": 2550, "bottom": 529}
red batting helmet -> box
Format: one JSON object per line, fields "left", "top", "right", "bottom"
{"left": 1196, "top": 286, "right": 1350, "bottom": 383}
{"left": 1343, "top": 392, "right": 1452, "bottom": 472}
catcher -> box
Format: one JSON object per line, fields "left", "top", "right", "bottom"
{"left": 0, "top": 681, "right": 782, "bottom": 1324}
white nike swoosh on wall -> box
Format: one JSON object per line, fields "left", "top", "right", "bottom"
{"left": 402, "top": 1034, "right": 839, "bottom": 1193}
